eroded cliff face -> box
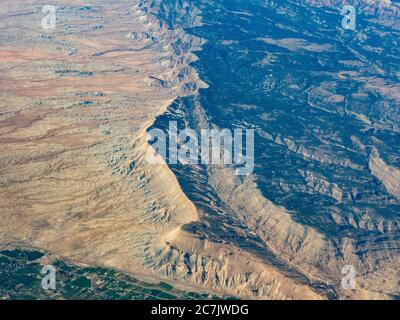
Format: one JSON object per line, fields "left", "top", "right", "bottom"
{"left": 208, "top": 166, "right": 400, "bottom": 298}
{"left": 139, "top": 0, "right": 400, "bottom": 299}
{"left": 0, "top": 0, "right": 201, "bottom": 287}
{"left": 132, "top": 0, "right": 329, "bottom": 300}
{"left": 305, "top": 0, "right": 400, "bottom": 29}
{"left": 1, "top": 0, "right": 399, "bottom": 300}
{"left": 148, "top": 228, "right": 324, "bottom": 300}
{"left": 369, "top": 148, "right": 400, "bottom": 200}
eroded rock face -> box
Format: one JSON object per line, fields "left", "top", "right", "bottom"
{"left": 143, "top": 0, "right": 400, "bottom": 299}
{"left": 305, "top": 0, "right": 400, "bottom": 29}
{"left": 1, "top": 0, "right": 399, "bottom": 300}
{"left": 0, "top": 0, "right": 199, "bottom": 290}
{"left": 148, "top": 229, "right": 324, "bottom": 300}
{"left": 1, "top": 0, "right": 314, "bottom": 301}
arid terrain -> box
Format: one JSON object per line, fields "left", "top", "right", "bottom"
{"left": 0, "top": 0, "right": 399, "bottom": 300}
{"left": 0, "top": 0, "right": 205, "bottom": 296}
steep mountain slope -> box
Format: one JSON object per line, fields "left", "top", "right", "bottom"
{"left": 1, "top": 0, "right": 399, "bottom": 300}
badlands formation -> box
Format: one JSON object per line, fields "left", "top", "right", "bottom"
{"left": 0, "top": 0, "right": 399, "bottom": 300}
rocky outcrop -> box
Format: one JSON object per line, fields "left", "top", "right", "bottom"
{"left": 131, "top": 0, "right": 208, "bottom": 97}
{"left": 299, "top": 170, "right": 343, "bottom": 201}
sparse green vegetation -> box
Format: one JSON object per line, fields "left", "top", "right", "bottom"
{"left": 0, "top": 249, "right": 228, "bottom": 300}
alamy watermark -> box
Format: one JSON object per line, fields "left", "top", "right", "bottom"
{"left": 146, "top": 121, "right": 255, "bottom": 175}
{"left": 41, "top": 5, "right": 57, "bottom": 31}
